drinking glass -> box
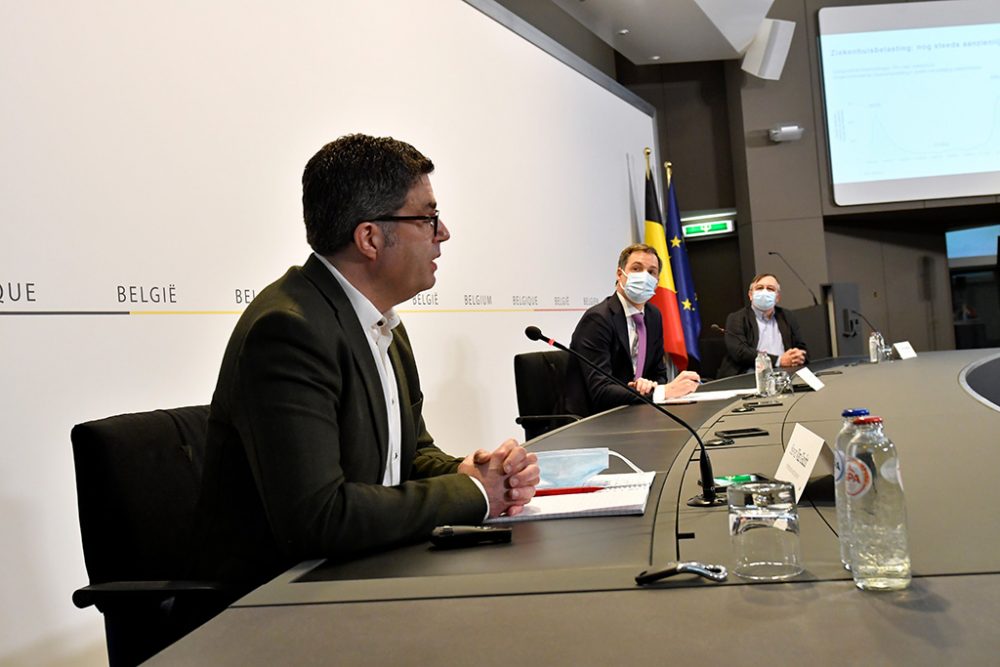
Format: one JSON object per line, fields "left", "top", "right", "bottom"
{"left": 766, "top": 370, "right": 792, "bottom": 396}
{"left": 728, "top": 481, "right": 803, "bottom": 580}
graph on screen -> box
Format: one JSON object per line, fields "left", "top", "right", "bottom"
{"left": 819, "top": 1, "right": 1000, "bottom": 205}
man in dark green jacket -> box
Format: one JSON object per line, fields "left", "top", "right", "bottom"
{"left": 194, "top": 134, "right": 538, "bottom": 591}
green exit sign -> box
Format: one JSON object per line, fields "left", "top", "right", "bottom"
{"left": 681, "top": 219, "right": 734, "bottom": 239}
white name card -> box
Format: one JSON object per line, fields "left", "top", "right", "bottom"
{"left": 894, "top": 341, "right": 917, "bottom": 359}
{"left": 795, "top": 367, "right": 825, "bottom": 391}
{"left": 775, "top": 423, "right": 827, "bottom": 502}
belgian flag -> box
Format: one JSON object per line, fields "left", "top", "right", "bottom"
{"left": 643, "top": 161, "right": 687, "bottom": 371}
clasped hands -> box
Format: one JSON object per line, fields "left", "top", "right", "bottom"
{"left": 779, "top": 347, "right": 807, "bottom": 367}
{"left": 459, "top": 439, "right": 539, "bottom": 518}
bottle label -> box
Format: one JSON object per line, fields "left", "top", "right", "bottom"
{"left": 845, "top": 457, "right": 872, "bottom": 498}
{"left": 833, "top": 449, "right": 845, "bottom": 482}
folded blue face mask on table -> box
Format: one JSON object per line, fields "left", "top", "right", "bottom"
{"left": 535, "top": 447, "right": 609, "bottom": 488}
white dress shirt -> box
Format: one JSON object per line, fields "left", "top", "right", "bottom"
{"left": 754, "top": 306, "right": 785, "bottom": 363}
{"left": 314, "top": 253, "right": 489, "bottom": 518}
{"left": 615, "top": 291, "right": 677, "bottom": 381}
{"left": 616, "top": 291, "right": 644, "bottom": 374}
{"left": 315, "top": 253, "right": 402, "bottom": 485}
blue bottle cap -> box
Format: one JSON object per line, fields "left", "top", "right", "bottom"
{"left": 841, "top": 408, "right": 870, "bottom": 418}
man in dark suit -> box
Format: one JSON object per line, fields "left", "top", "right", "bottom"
{"left": 194, "top": 134, "right": 539, "bottom": 592}
{"left": 564, "top": 244, "right": 700, "bottom": 417}
{"left": 717, "top": 272, "right": 808, "bottom": 378}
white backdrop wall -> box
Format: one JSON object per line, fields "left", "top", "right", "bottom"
{"left": 0, "top": 1, "right": 656, "bottom": 663}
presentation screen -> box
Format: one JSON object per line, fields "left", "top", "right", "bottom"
{"left": 818, "top": 0, "right": 1000, "bottom": 206}
{"left": 946, "top": 223, "right": 1000, "bottom": 267}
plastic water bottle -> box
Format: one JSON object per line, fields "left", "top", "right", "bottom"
{"left": 754, "top": 350, "right": 773, "bottom": 395}
{"left": 834, "top": 408, "right": 870, "bottom": 570}
{"left": 868, "top": 332, "right": 884, "bottom": 363}
{"left": 845, "top": 416, "right": 911, "bottom": 591}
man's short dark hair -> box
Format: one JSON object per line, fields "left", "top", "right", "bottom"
{"left": 617, "top": 243, "right": 662, "bottom": 273}
{"left": 302, "top": 134, "right": 434, "bottom": 254}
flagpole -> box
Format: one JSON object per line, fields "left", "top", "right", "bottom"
{"left": 644, "top": 147, "right": 652, "bottom": 180}
{"left": 664, "top": 161, "right": 672, "bottom": 189}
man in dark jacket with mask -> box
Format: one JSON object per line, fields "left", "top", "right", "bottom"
{"left": 717, "top": 272, "right": 808, "bottom": 378}
{"left": 564, "top": 244, "right": 700, "bottom": 418}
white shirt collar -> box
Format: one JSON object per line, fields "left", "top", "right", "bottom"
{"left": 615, "top": 290, "right": 643, "bottom": 317}
{"left": 313, "top": 252, "right": 400, "bottom": 337}
{"left": 752, "top": 304, "right": 775, "bottom": 322}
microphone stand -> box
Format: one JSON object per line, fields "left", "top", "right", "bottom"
{"left": 850, "top": 309, "right": 881, "bottom": 336}
{"left": 525, "top": 326, "right": 724, "bottom": 507}
{"left": 712, "top": 323, "right": 761, "bottom": 375}
{"left": 851, "top": 309, "right": 890, "bottom": 362}
{"left": 768, "top": 251, "right": 819, "bottom": 306}
{"left": 712, "top": 322, "right": 751, "bottom": 348}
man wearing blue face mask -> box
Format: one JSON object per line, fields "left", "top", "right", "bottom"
{"left": 564, "top": 244, "right": 701, "bottom": 417}
{"left": 717, "top": 273, "right": 808, "bottom": 378}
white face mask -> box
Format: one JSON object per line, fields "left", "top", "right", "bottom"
{"left": 621, "top": 271, "right": 658, "bottom": 305}
{"left": 535, "top": 448, "right": 609, "bottom": 487}
{"left": 752, "top": 289, "right": 777, "bottom": 311}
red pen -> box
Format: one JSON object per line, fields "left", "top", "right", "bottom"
{"left": 535, "top": 486, "right": 604, "bottom": 496}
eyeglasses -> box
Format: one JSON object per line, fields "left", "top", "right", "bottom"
{"left": 371, "top": 211, "right": 440, "bottom": 238}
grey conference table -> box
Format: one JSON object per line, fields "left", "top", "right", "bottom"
{"left": 149, "top": 349, "right": 1000, "bottom": 665}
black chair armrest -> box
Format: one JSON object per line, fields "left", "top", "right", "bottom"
{"left": 515, "top": 414, "right": 580, "bottom": 427}
{"left": 73, "top": 580, "right": 230, "bottom": 610}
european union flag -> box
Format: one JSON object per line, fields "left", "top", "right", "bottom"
{"left": 664, "top": 176, "right": 701, "bottom": 362}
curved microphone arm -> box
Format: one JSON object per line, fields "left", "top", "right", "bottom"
{"left": 524, "top": 326, "right": 723, "bottom": 507}
{"left": 712, "top": 322, "right": 751, "bottom": 348}
{"left": 767, "top": 251, "right": 819, "bottom": 306}
{"left": 851, "top": 309, "right": 880, "bottom": 335}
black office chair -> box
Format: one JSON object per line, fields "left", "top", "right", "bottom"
{"left": 71, "top": 406, "right": 231, "bottom": 666}
{"left": 513, "top": 350, "right": 581, "bottom": 441}
{"left": 696, "top": 335, "right": 728, "bottom": 381}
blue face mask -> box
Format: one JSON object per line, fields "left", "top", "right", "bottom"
{"left": 752, "top": 289, "right": 777, "bottom": 311}
{"left": 622, "top": 271, "right": 658, "bottom": 305}
{"left": 535, "top": 447, "right": 609, "bottom": 488}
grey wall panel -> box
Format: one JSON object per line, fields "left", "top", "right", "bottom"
{"left": 825, "top": 222, "right": 954, "bottom": 350}
{"left": 742, "top": 216, "right": 829, "bottom": 310}
{"left": 825, "top": 225, "right": 892, "bottom": 335}
{"left": 880, "top": 231, "right": 954, "bottom": 350}
{"left": 736, "top": 0, "right": 825, "bottom": 225}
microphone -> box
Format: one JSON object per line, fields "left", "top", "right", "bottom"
{"left": 712, "top": 322, "right": 751, "bottom": 348}
{"left": 851, "top": 310, "right": 888, "bottom": 362}
{"left": 850, "top": 309, "right": 882, "bottom": 336}
{"left": 767, "top": 251, "right": 819, "bottom": 306}
{"left": 842, "top": 308, "right": 859, "bottom": 338}
{"left": 524, "top": 326, "right": 724, "bottom": 507}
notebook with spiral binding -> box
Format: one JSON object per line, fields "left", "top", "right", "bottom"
{"left": 486, "top": 471, "right": 656, "bottom": 523}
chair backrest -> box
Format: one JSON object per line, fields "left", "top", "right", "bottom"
{"left": 513, "top": 350, "right": 572, "bottom": 439}
{"left": 697, "top": 335, "right": 728, "bottom": 381}
{"left": 71, "top": 406, "right": 210, "bottom": 585}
